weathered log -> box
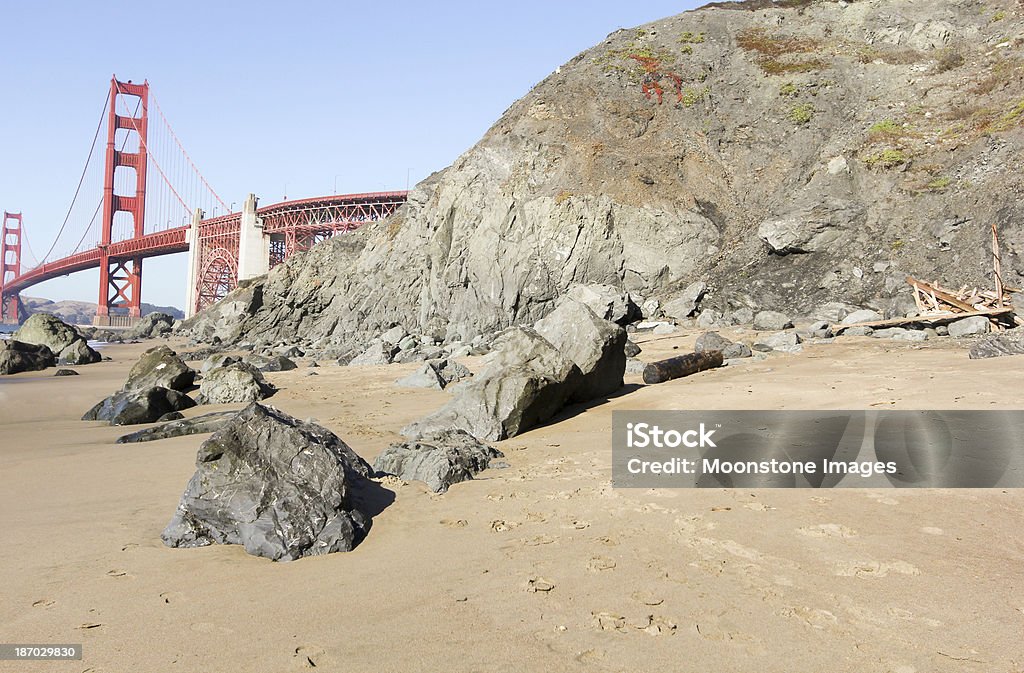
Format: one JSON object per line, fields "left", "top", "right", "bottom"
{"left": 642, "top": 351, "right": 723, "bottom": 384}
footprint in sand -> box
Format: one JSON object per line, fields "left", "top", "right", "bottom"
{"left": 834, "top": 560, "right": 920, "bottom": 578}
{"left": 106, "top": 569, "right": 130, "bottom": 578}
{"left": 440, "top": 518, "right": 468, "bottom": 528}
{"left": 797, "top": 523, "right": 857, "bottom": 538}
{"left": 292, "top": 645, "right": 330, "bottom": 670}
{"left": 631, "top": 590, "right": 664, "bottom": 606}
{"left": 587, "top": 556, "right": 617, "bottom": 572}
{"left": 32, "top": 599, "right": 56, "bottom": 608}
{"left": 865, "top": 492, "right": 899, "bottom": 506}
{"left": 490, "top": 520, "right": 519, "bottom": 532}
{"left": 778, "top": 606, "right": 838, "bottom": 629}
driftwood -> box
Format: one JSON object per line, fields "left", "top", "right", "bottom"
{"left": 831, "top": 307, "right": 1014, "bottom": 334}
{"left": 642, "top": 351, "right": 723, "bottom": 384}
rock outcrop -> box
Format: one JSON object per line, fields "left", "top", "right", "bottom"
{"left": 162, "top": 403, "right": 373, "bottom": 561}
{"left": 0, "top": 340, "right": 55, "bottom": 375}
{"left": 178, "top": 1, "right": 1024, "bottom": 354}
{"left": 14, "top": 313, "right": 100, "bottom": 365}
{"left": 373, "top": 429, "right": 503, "bottom": 493}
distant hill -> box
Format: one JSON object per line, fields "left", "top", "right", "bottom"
{"left": 21, "top": 296, "right": 184, "bottom": 326}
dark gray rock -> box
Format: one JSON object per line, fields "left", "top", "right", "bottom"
{"left": 82, "top": 387, "right": 197, "bottom": 425}
{"left": 245, "top": 354, "right": 297, "bottom": 372}
{"left": 969, "top": 334, "right": 1024, "bottom": 359}
{"left": 402, "top": 327, "right": 583, "bottom": 441}
{"left": 161, "top": 403, "right": 372, "bottom": 561}
{"left": 373, "top": 429, "right": 504, "bottom": 493}
{"left": 124, "top": 346, "right": 195, "bottom": 392}
{"left": 0, "top": 340, "right": 55, "bottom": 375}
{"left": 54, "top": 368, "right": 79, "bottom": 376}
{"left": 116, "top": 410, "right": 238, "bottom": 443}
{"left": 158, "top": 412, "right": 185, "bottom": 422}
{"left": 195, "top": 361, "right": 275, "bottom": 404}
{"left": 753, "top": 311, "right": 793, "bottom": 331}
{"left": 533, "top": 298, "right": 626, "bottom": 402}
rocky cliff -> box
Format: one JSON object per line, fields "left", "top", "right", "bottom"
{"left": 182, "top": 0, "right": 1024, "bottom": 351}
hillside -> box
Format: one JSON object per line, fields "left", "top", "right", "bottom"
{"left": 22, "top": 296, "right": 183, "bottom": 326}
{"left": 182, "top": 0, "right": 1024, "bottom": 350}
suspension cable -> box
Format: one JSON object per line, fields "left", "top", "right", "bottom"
{"left": 150, "top": 91, "right": 229, "bottom": 213}
{"left": 38, "top": 92, "right": 109, "bottom": 264}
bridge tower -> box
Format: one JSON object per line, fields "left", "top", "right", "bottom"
{"left": 1, "top": 211, "right": 23, "bottom": 324}
{"left": 94, "top": 77, "right": 149, "bottom": 326}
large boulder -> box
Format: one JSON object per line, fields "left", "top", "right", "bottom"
{"left": 124, "top": 346, "right": 195, "bottom": 392}
{"left": 402, "top": 327, "right": 583, "bottom": 441}
{"left": 161, "top": 403, "right": 373, "bottom": 561}
{"left": 15, "top": 313, "right": 100, "bottom": 365}
{"left": 195, "top": 361, "right": 275, "bottom": 404}
{"left": 534, "top": 297, "right": 626, "bottom": 401}
{"left": 373, "top": 429, "right": 504, "bottom": 493}
{"left": 127, "top": 312, "right": 175, "bottom": 339}
{"left": 565, "top": 283, "right": 638, "bottom": 325}
{"left": 0, "top": 340, "right": 55, "bottom": 375}
{"left": 82, "top": 386, "right": 197, "bottom": 425}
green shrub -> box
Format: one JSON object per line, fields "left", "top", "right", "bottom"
{"left": 865, "top": 149, "right": 910, "bottom": 169}
{"left": 789, "top": 103, "right": 814, "bottom": 124}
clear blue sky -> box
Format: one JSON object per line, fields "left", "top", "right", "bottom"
{"left": 1, "top": 0, "right": 700, "bottom": 309}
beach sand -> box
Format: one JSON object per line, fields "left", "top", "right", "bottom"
{"left": 1, "top": 333, "right": 1022, "bottom": 672}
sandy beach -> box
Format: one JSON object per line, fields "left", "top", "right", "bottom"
{"left": 1, "top": 332, "right": 1022, "bottom": 673}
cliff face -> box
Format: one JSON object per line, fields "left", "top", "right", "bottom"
{"left": 183, "top": 0, "right": 1024, "bottom": 349}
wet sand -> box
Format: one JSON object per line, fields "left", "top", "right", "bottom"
{"left": 1, "top": 333, "right": 1022, "bottom": 672}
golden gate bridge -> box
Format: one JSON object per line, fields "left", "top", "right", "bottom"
{"left": 0, "top": 77, "right": 407, "bottom": 326}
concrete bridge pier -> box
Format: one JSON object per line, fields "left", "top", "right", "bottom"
{"left": 184, "top": 208, "right": 202, "bottom": 320}
{"left": 237, "top": 193, "right": 269, "bottom": 283}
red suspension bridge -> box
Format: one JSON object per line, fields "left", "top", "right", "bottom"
{"left": 0, "top": 77, "right": 407, "bottom": 326}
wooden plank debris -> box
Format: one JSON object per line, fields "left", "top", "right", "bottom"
{"left": 831, "top": 308, "right": 1015, "bottom": 334}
